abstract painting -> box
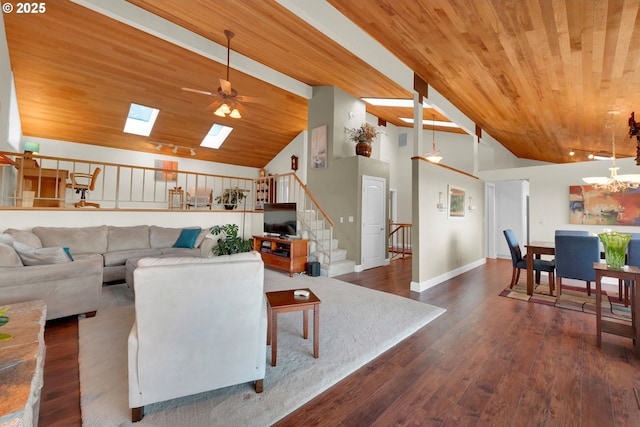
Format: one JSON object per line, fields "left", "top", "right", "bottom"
{"left": 154, "top": 160, "right": 178, "bottom": 182}
{"left": 569, "top": 185, "right": 640, "bottom": 226}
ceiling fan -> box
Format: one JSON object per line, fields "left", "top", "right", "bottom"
{"left": 182, "top": 30, "right": 261, "bottom": 119}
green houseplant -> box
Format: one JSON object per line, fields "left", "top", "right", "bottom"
{"left": 0, "top": 306, "right": 12, "bottom": 340}
{"left": 215, "top": 188, "right": 249, "bottom": 210}
{"left": 210, "top": 224, "right": 253, "bottom": 255}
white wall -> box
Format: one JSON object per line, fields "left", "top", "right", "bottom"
{"left": 23, "top": 136, "right": 259, "bottom": 179}
{"left": 411, "top": 158, "right": 486, "bottom": 292}
{"left": 265, "top": 130, "right": 308, "bottom": 183}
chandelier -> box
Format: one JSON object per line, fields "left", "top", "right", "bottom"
{"left": 583, "top": 112, "right": 640, "bottom": 192}
{"left": 425, "top": 115, "right": 443, "bottom": 163}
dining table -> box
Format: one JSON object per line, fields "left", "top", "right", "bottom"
{"left": 525, "top": 241, "right": 555, "bottom": 296}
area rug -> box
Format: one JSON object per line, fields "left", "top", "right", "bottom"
{"left": 500, "top": 280, "right": 632, "bottom": 321}
{"left": 79, "top": 270, "right": 445, "bottom": 426}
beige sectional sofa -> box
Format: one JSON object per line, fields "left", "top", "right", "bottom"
{"left": 0, "top": 225, "right": 214, "bottom": 320}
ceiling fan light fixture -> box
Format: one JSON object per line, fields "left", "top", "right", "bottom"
{"left": 229, "top": 108, "right": 241, "bottom": 119}
{"left": 214, "top": 107, "right": 226, "bottom": 117}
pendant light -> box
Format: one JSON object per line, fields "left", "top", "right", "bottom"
{"left": 425, "top": 115, "right": 443, "bottom": 163}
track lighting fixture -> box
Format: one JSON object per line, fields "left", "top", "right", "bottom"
{"left": 152, "top": 142, "right": 196, "bottom": 156}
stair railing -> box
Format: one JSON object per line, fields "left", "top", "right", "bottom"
{"left": 389, "top": 222, "right": 412, "bottom": 259}
{"left": 257, "top": 172, "right": 334, "bottom": 268}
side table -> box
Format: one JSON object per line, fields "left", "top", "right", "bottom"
{"left": 594, "top": 262, "right": 639, "bottom": 348}
{"left": 0, "top": 300, "right": 47, "bottom": 427}
{"left": 168, "top": 187, "right": 184, "bottom": 209}
{"left": 265, "top": 288, "right": 320, "bottom": 367}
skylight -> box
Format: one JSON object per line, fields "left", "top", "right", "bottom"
{"left": 123, "top": 103, "right": 159, "bottom": 136}
{"left": 400, "top": 117, "right": 460, "bottom": 128}
{"left": 200, "top": 124, "right": 233, "bottom": 149}
{"left": 362, "top": 98, "right": 432, "bottom": 108}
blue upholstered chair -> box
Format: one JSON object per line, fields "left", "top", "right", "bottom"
{"left": 554, "top": 234, "right": 600, "bottom": 296}
{"left": 503, "top": 229, "right": 555, "bottom": 292}
{"left": 555, "top": 230, "right": 589, "bottom": 236}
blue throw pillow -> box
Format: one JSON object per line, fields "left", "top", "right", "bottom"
{"left": 63, "top": 247, "right": 74, "bottom": 261}
{"left": 173, "top": 227, "right": 202, "bottom": 248}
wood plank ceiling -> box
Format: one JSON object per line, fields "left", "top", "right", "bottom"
{"left": 4, "top": 0, "right": 640, "bottom": 166}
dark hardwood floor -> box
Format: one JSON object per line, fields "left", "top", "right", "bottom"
{"left": 38, "top": 258, "right": 640, "bottom": 426}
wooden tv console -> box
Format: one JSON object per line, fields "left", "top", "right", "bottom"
{"left": 253, "top": 235, "right": 309, "bottom": 277}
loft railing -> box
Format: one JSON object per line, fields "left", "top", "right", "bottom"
{"left": 389, "top": 222, "right": 412, "bottom": 259}
{"left": 1, "top": 151, "right": 255, "bottom": 210}
{"left": 256, "top": 172, "right": 335, "bottom": 267}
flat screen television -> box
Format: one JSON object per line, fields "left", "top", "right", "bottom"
{"left": 263, "top": 203, "right": 297, "bottom": 238}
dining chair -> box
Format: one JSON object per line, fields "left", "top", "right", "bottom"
{"left": 555, "top": 230, "right": 590, "bottom": 236}
{"left": 554, "top": 234, "right": 600, "bottom": 297}
{"left": 503, "top": 229, "right": 555, "bottom": 292}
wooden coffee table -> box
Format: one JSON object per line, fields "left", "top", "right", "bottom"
{"left": 265, "top": 288, "right": 320, "bottom": 367}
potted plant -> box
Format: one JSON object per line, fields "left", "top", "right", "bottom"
{"left": 215, "top": 187, "right": 249, "bottom": 210}
{"left": 346, "top": 123, "right": 382, "bottom": 157}
{"left": 0, "top": 306, "right": 12, "bottom": 340}
{"left": 209, "top": 224, "right": 253, "bottom": 255}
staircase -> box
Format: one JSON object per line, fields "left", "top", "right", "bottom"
{"left": 298, "top": 209, "right": 355, "bottom": 277}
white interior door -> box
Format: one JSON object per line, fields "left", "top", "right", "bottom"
{"left": 361, "top": 175, "right": 386, "bottom": 270}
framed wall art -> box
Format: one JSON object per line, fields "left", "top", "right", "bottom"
{"left": 310, "top": 124, "right": 327, "bottom": 169}
{"left": 569, "top": 184, "right": 640, "bottom": 225}
{"left": 448, "top": 185, "right": 466, "bottom": 218}
{"left": 154, "top": 160, "right": 178, "bottom": 182}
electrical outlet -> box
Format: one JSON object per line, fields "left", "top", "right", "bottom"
{"left": 348, "top": 216, "right": 354, "bottom": 222}
{"left": 340, "top": 217, "right": 343, "bottom": 223}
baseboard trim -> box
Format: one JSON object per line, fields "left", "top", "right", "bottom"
{"left": 410, "top": 258, "right": 487, "bottom": 293}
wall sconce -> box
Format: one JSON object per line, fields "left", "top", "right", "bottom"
{"left": 437, "top": 192, "right": 446, "bottom": 211}
{"left": 291, "top": 155, "right": 299, "bottom": 172}
{"left": 468, "top": 196, "right": 477, "bottom": 211}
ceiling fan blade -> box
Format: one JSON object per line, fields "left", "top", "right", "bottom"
{"left": 235, "top": 95, "right": 264, "bottom": 104}
{"left": 219, "top": 79, "right": 233, "bottom": 94}
{"left": 182, "top": 87, "right": 213, "bottom": 96}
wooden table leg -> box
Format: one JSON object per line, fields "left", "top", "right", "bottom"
{"left": 267, "top": 304, "right": 272, "bottom": 345}
{"left": 303, "top": 309, "right": 309, "bottom": 339}
{"left": 527, "top": 251, "right": 534, "bottom": 295}
{"left": 271, "top": 310, "right": 278, "bottom": 366}
{"left": 596, "top": 271, "right": 602, "bottom": 347}
{"left": 633, "top": 280, "right": 638, "bottom": 346}
{"left": 313, "top": 303, "right": 319, "bottom": 359}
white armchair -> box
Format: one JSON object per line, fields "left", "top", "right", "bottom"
{"left": 186, "top": 186, "right": 213, "bottom": 209}
{"left": 127, "top": 252, "right": 267, "bottom": 422}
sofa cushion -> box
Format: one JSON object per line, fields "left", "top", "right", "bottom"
{"left": 13, "top": 241, "right": 73, "bottom": 266}
{"left": 3, "top": 229, "right": 42, "bottom": 248}
{"left": 0, "top": 242, "right": 23, "bottom": 267}
{"left": 108, "top": 225, "right": 150, "bottom": 252}
{"left": 194, "top": 229, "right": 209, "bottom": 248}
{"left": 103, "top": 248, "right": 163, "bottom": 267}
{"left": 173, "top": 227, "right": 202, "bottom": 248}
{"left": 33, "top": 225, "right": 108, "bottom": 254}
{"left": 137, "top": 251, "right": 261, "bottom": 268}
{"left": 149, "top": 226, "right": 182, "bottom": 249}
